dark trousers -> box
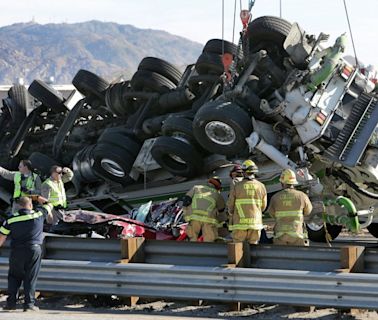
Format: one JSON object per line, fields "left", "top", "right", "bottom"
{"left": 7, "top": 245, "right": 42, "bottom": 307}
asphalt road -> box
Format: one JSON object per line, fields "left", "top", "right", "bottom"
{"left": 0, "top": 310, "right": 217, "bottom": 320}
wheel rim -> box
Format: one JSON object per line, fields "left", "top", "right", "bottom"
{"left": 101, "top": 159, "right": 125, "bottom": 177}
{"left": 169, "top": 154, "right": 186, "bottom": 164}
{"left": 306, "top": 222, "right": 324, "bottom": 232}
{"left": 205, "top": 121, "right": 236, "bottom": 145}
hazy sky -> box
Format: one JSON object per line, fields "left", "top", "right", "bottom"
{"left": 0, "top": 0, "right": 376, "bottom": 66}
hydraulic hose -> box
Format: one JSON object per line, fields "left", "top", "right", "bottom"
{"left": 323, "top": 196, "right": 359, "bottom": 233}
{"left": 335, "top": 196, "right": 357, "bottom": 216}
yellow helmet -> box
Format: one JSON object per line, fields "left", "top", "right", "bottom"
{"left": 241, "top": 159, "right": 258, "bottom": 173}
{"left": 279, "top": 169, "right": 298, "bottom": 185}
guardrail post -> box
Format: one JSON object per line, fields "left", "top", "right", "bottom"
{"left": 120, "top": 237, "right": 145, "bottom": 263}
{"left": 226, "top": 242, "right": 250, "bottom": 311}
{"left": 339, "top": 246, "right": 365, "bottom": 273}
{"left": 118, "top": 237, "right": 145, "bottom": 306}
{"left": 339, "top": 246, "right": 365, "bottom": 315}
{"left": 227, "top": 242, "right": 250, "bottom": 268}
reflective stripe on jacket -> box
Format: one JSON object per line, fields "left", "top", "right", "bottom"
{"left": 184, "top": 185, "right": 225, "bottom": 225}
{"left": 228, "top": 178, "right": 267, "bottom": 231}
{"left": 268, "top": 188, "right": 313, "bottom": 239}
{"left": 13, "top": 172, "right": 38, "bottom": 198}
{"left": 42, "top": 178, "right": 67, "bottom": 207}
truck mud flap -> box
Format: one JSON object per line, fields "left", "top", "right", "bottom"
{"left": 324, "top": 93, "right": 378, "bottom": 167}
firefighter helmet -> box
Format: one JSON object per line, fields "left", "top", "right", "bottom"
{"left": 279, "top": 169, "right": 298, "bottom": 185}
{"left": 229, "top": 164, "right": 243, "bottom": 178}
{"left": 208, "top": 176, "right": 222, "bottom": 190}
{"left": 241, "top": 160, "right": 258, "bottom": 173}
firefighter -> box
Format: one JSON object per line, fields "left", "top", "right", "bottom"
{"left": 228, "top": 160, "right": 267, "bottom": 244}
{"left": 229, "top": 164, "right": 243, "bottom": 187}
{"left": 0, "top": 160, "right": 41, "bottom": 205}
{"left": 267, "top": 169, "right": 313, "bottom": 246}
{"left": 183, "top": 177, "right": 225, "bottom": 242}
{"left": 41, "top": 165, "right": 74, "bottom": 225}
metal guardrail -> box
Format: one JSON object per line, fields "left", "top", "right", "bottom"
{"left": 250, "top": 245, "right": 342, "bottom": 272}
{"left": 44, "top": 237, "right": 121, "bottom": 262}
{"left": 365, "top": 249, "right": 378, "bottom": 273}
{"left": 144, "top": 240, "right": 228, "bottom": 266}
{"left": 1, "top": 237, "right": 377, "bottom": 272}
{"left": 1, "top": 258, "right": 378, "bottom": 309}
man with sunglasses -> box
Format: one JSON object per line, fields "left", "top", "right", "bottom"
{"left": 41, "top": 165, "right": 73, "bottom": 224}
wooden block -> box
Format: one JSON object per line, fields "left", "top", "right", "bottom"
{"left": 340, "top": 246, "right": 365, "bottom": 273}
{"left": 121, "top": 296, "right": 139, "bottom": 306}
{"left": 116, "top": 259, "right": 130, "bottom": 264}
{"left": 229, "top": 301, "right": 241, "bottom": 312}
{"left": 294, "top": 305, "right": 315, "bottom": 312}
{"left": 349, "top": 308, "right": 366, "bottom": 316}
{"left": 193, "top": 300, "right": 203, "bottom": 306}
{"left": 120, "top": 237, "right": 145, "bottom": 263}
{"left": 227, "top": 242, "right": 244, "bottom": 267}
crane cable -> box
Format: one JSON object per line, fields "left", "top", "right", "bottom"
{"left": 222, "top": 0, "right": 225, "bottom": 55}
{"left": 342, "top": 0, "right": 359, "bottom": 68}
{"left": 232, "top": 0, "right": 238, "bottom": 44}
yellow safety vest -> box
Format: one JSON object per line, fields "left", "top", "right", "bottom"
{"left": 185, "top": 186, "right": 220, "bottom": 225}
{"left": 13, "top": 172, "right": 38, "bottom": 198}
{"left": 274, "top": 210, "right": 304, "bottom": 239}
{"left": 229, "top": 179, "right": 266, "bottom": 231}
{"left": 268, "top": 188, "right": 311, "bottom": 239}
{"left": 43, "top": 179, "right": 67, "bottom": 208}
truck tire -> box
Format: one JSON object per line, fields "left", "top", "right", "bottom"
{"left": 195, "top": 52, "right": 224, "bottom": 75}
{"left": 72, "top": 145, "right": 100, "bottom": 183}
{"left": 306, "top": 223, "right": 342, "bottom": 242}
{"left": 158, "top": 88, "right": 195, "bottom": 113}
{"left": 98, "top": 129, "right": 141, "bottom": 157}
{"left": 161, "top": 116, "right": 195, "bottom": 143}
{"left": 193, "top": 101, "right": 253, "bottom": 156}
{"left": 203, "top": 39, "right": 243, "bottom": 60}
{"left": 202, "top": 154, "right": 230, "bottom": 173}
{"left": 92, "top": 143, "right": 136, "bottom": 185}
{"left": 247, "top": 16, "right": 292, "bottom": 66}
{"left": 138, "top": 57, "right": 182, "bottom": 86}
{"left": 105, "top": 82, "right": 136, "bottom": 117}
{"left": 28, "top": 80, "right": 67, "bottom": 113}
{"left": 8, "top": 85, "right": 32, "bottom": 117}
{"left": 151, "top": 136, "right": 203, "bottom": 178}
{"left": 28, "top": 152, "right": 59, "bottom": 179}
{"left": 72, "top": 69, "right": 109, "bottom": 104}
{"left": 187, "top": 74, "right": 221, "bottom": 97}
{"left": 367, "top": 223, "right": 378, "bottom": 238}
{"left": 131, "top": 70, "right": 176, "bottom": 94}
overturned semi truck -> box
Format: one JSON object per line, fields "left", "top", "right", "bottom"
{"left": 0, "top": 16, "right": 378, "bottom": 242}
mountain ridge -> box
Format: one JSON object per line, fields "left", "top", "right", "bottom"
{"left": 0, "top": 20, "right": 203, "bottom": 84}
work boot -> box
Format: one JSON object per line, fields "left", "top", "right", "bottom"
{"left": 2, "top": 304, "right": 16, "bottom": 311}
{"left": 23, "top": 305, "right": 39, "bottom": 312}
